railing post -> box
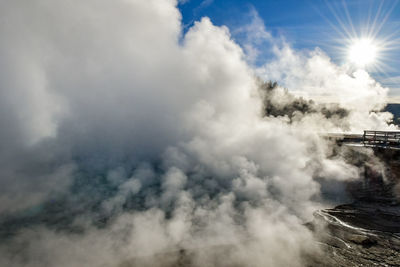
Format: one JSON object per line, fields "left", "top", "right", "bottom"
{"left": 363, "top": 130, "right": 366, "bottom": 145}
{"left": 385, "top": 132, "right": 388, "bottom": 147}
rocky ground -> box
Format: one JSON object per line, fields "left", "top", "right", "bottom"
{"left": 308, "top": 203, "right": 400, "bottom": 266}
{"left": 307, "top": 177, "right": 400, "bottom": 267}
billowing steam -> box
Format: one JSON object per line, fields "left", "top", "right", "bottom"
{"left": 0, "top": 0, "right": 396, "bottom": 266}
{"left": 259, "top": 81, "right": 349, "bottom": 123}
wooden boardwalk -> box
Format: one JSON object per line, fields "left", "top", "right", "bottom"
{"left": 327, "top": 130, "right": 400, "bottom": 150}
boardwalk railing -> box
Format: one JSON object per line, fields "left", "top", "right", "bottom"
{"left": 362, "top": 130, "right": 400, "bottom": 148}
{"left": 324, "top": 130, "right": 400, "bottom": 149}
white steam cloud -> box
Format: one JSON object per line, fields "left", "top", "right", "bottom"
{"left": 0, "top": 0, "right": 395, "bottom": 266}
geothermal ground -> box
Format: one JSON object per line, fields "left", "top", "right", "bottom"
{"left": 308, "top": 143, "right": 400, "bottom": 267}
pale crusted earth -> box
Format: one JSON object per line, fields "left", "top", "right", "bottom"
{"left": 308, "top": 179, "right": 400, "bottom": 267}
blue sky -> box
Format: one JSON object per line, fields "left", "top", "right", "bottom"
{"left": 178, "top": 0, "right": 400, "bottom": 96}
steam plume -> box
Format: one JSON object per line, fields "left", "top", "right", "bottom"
{"left": 0, "top": 1, "right": 395, "bottom": 266}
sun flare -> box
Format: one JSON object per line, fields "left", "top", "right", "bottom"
{"left": 347, "top": 38, "right": 379, "bottom": 67}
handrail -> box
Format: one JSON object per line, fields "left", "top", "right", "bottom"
{"left": 362, "top": 130, "right": 400, "bottom": 148}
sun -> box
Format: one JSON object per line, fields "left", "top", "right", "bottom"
{"left": 347, "top": 38, "right": 379, "bottom": 68}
